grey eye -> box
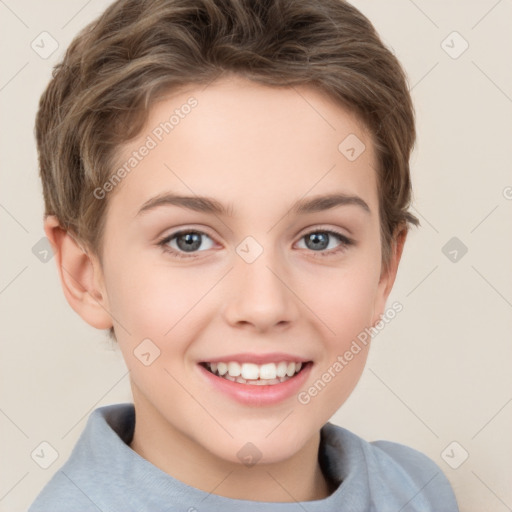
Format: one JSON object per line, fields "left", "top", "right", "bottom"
{"left": 168, "top": 232, "right": 214, "bottom": 252}
{"left": 297, "top": 231, "right": 344, "bottom": 251}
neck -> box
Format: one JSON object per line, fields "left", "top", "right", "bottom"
{"left": 129, "top": 391, "right": 333, "bottom": 502}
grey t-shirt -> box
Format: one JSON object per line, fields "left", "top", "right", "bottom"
{"left": 29, "top": 403, "right": 459, "bottom": 511}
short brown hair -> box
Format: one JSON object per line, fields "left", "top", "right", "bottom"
{"left": 36, "top": 0, "right": 418, "bottom": 267}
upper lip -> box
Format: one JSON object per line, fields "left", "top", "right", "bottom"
{"left": 199, "top": 353, "right": 311, "bottom": 365}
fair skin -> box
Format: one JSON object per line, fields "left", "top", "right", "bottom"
{"left": 45, "top": 77, "right": 406, "bottom": 502}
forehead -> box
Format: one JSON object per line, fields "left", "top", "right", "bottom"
{"left": 108, "top": 77, "right": 378, "bottom": 219}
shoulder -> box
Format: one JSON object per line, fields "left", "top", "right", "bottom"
{"left": 322, "top": 423, "right": 459, "bottom": 511}
{"left": 28, "top": 403, "right": 135, "bottom": 512}
{"left": 28, "top": 471, "right": 98, "bottom": 512}
{"left": 369, "top": 438, "right": 458, "bottom": 503}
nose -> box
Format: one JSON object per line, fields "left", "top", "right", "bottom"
{"left": 222, "top": 249, "right": 300, "bottom": 333}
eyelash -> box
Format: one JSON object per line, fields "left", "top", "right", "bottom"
{"left": 157, "top": 228, "right": 354, "bottom": 260}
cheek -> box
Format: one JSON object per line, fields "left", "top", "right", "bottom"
{"left": 103, "top": 253, "right": 212, "bottom": 342}
{"left": 295, "top": 267, "right": 378, "bottom": 423}
{"left": 301, "top": 261, "right": 381, "bottom": 336}
{"left": 103, "top": 257, "right": 209, "bottom": 389}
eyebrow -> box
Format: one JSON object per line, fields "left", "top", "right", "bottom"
{"left": 292, "top": 193, "right": 370, "bottom": 215}
{"left": 136, "top": 192, "right": 370, "bottom": 217}
{"left": 137, "top": 194, "right": 229, "bottom": 217}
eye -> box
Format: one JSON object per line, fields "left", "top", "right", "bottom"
{"left": 296, "top": 230, "right": 353, "bottom": 254}
{"left": 158, "top": 230, "right": 215, "bottom": 257}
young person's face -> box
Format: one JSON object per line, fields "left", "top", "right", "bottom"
{"left": 94, "top": 77, "right": 400, "bottom": 464}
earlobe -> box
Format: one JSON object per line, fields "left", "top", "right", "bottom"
{"left": 44, "top": 215, "right": 113, "bottom": 330}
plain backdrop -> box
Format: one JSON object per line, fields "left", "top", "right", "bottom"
{"left": 1, "top": 1, "right": 511, "bottom": 511}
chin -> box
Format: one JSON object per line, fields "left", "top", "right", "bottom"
{"left": 199, "top": 426, "right": 316, "bottom": 467}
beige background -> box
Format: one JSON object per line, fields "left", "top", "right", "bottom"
{"left": 1, "top": 1, "right": 511, "bottom": 511}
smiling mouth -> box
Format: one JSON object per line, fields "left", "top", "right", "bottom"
{"left": 200, "top": 361, "right": 310, "bottom": 386}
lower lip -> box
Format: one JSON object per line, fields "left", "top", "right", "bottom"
{"left": 197, "top": 363, "right": 313, "bottom": 406}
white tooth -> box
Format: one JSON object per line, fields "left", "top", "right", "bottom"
{"left": 240, "top": 363, "right": 259, "bottom": 380}
{"left": 228, "top": 362, "right": 241, "bottom": 377}
{"left": 286, "top": 362, "right": 296, "bottom": 377}
{"left": 254, "top": 379, "right": 267, "bottom": 385}
{"left": 295, "top": 362, "right": 302, "bottom": 373}
{"left": 279, "top": 376, "right": 288, "bottom": 383}
{"left": 225, "top": 374, "right": 236, "bottom": 381}
{"left": 259, "top": 363, "right": 277, "bottom": 380}
{"left": 217, "top": 362, "right": 228, "bottom": 376}
{"left": 235, "top": 377, "right": 247, "bottom": 384}
{"left": 276, "top": 361, "right": 288, "bottom": 378}
{"left": 210, "top": 362, "right": 218, "bottom": 373}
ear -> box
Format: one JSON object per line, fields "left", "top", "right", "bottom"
{"left": 44, "top": 215, "right": 113, "bottom": 330}
{"left": 371, "top": 225, "right": 407, "bottom": 325}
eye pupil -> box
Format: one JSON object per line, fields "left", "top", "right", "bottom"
{"left": 177, "top": 232, "right": 202, "bottom": 252}
{"left": 305, "top": 232, "right": 329, "bottom": 251}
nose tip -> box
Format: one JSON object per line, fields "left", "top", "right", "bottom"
{"left": 222, "top": 254, "right": 299, "bottom": 332}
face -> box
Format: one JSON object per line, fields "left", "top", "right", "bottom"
{"left": 95, "top": 77, "right": 397, "bottom": 465}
